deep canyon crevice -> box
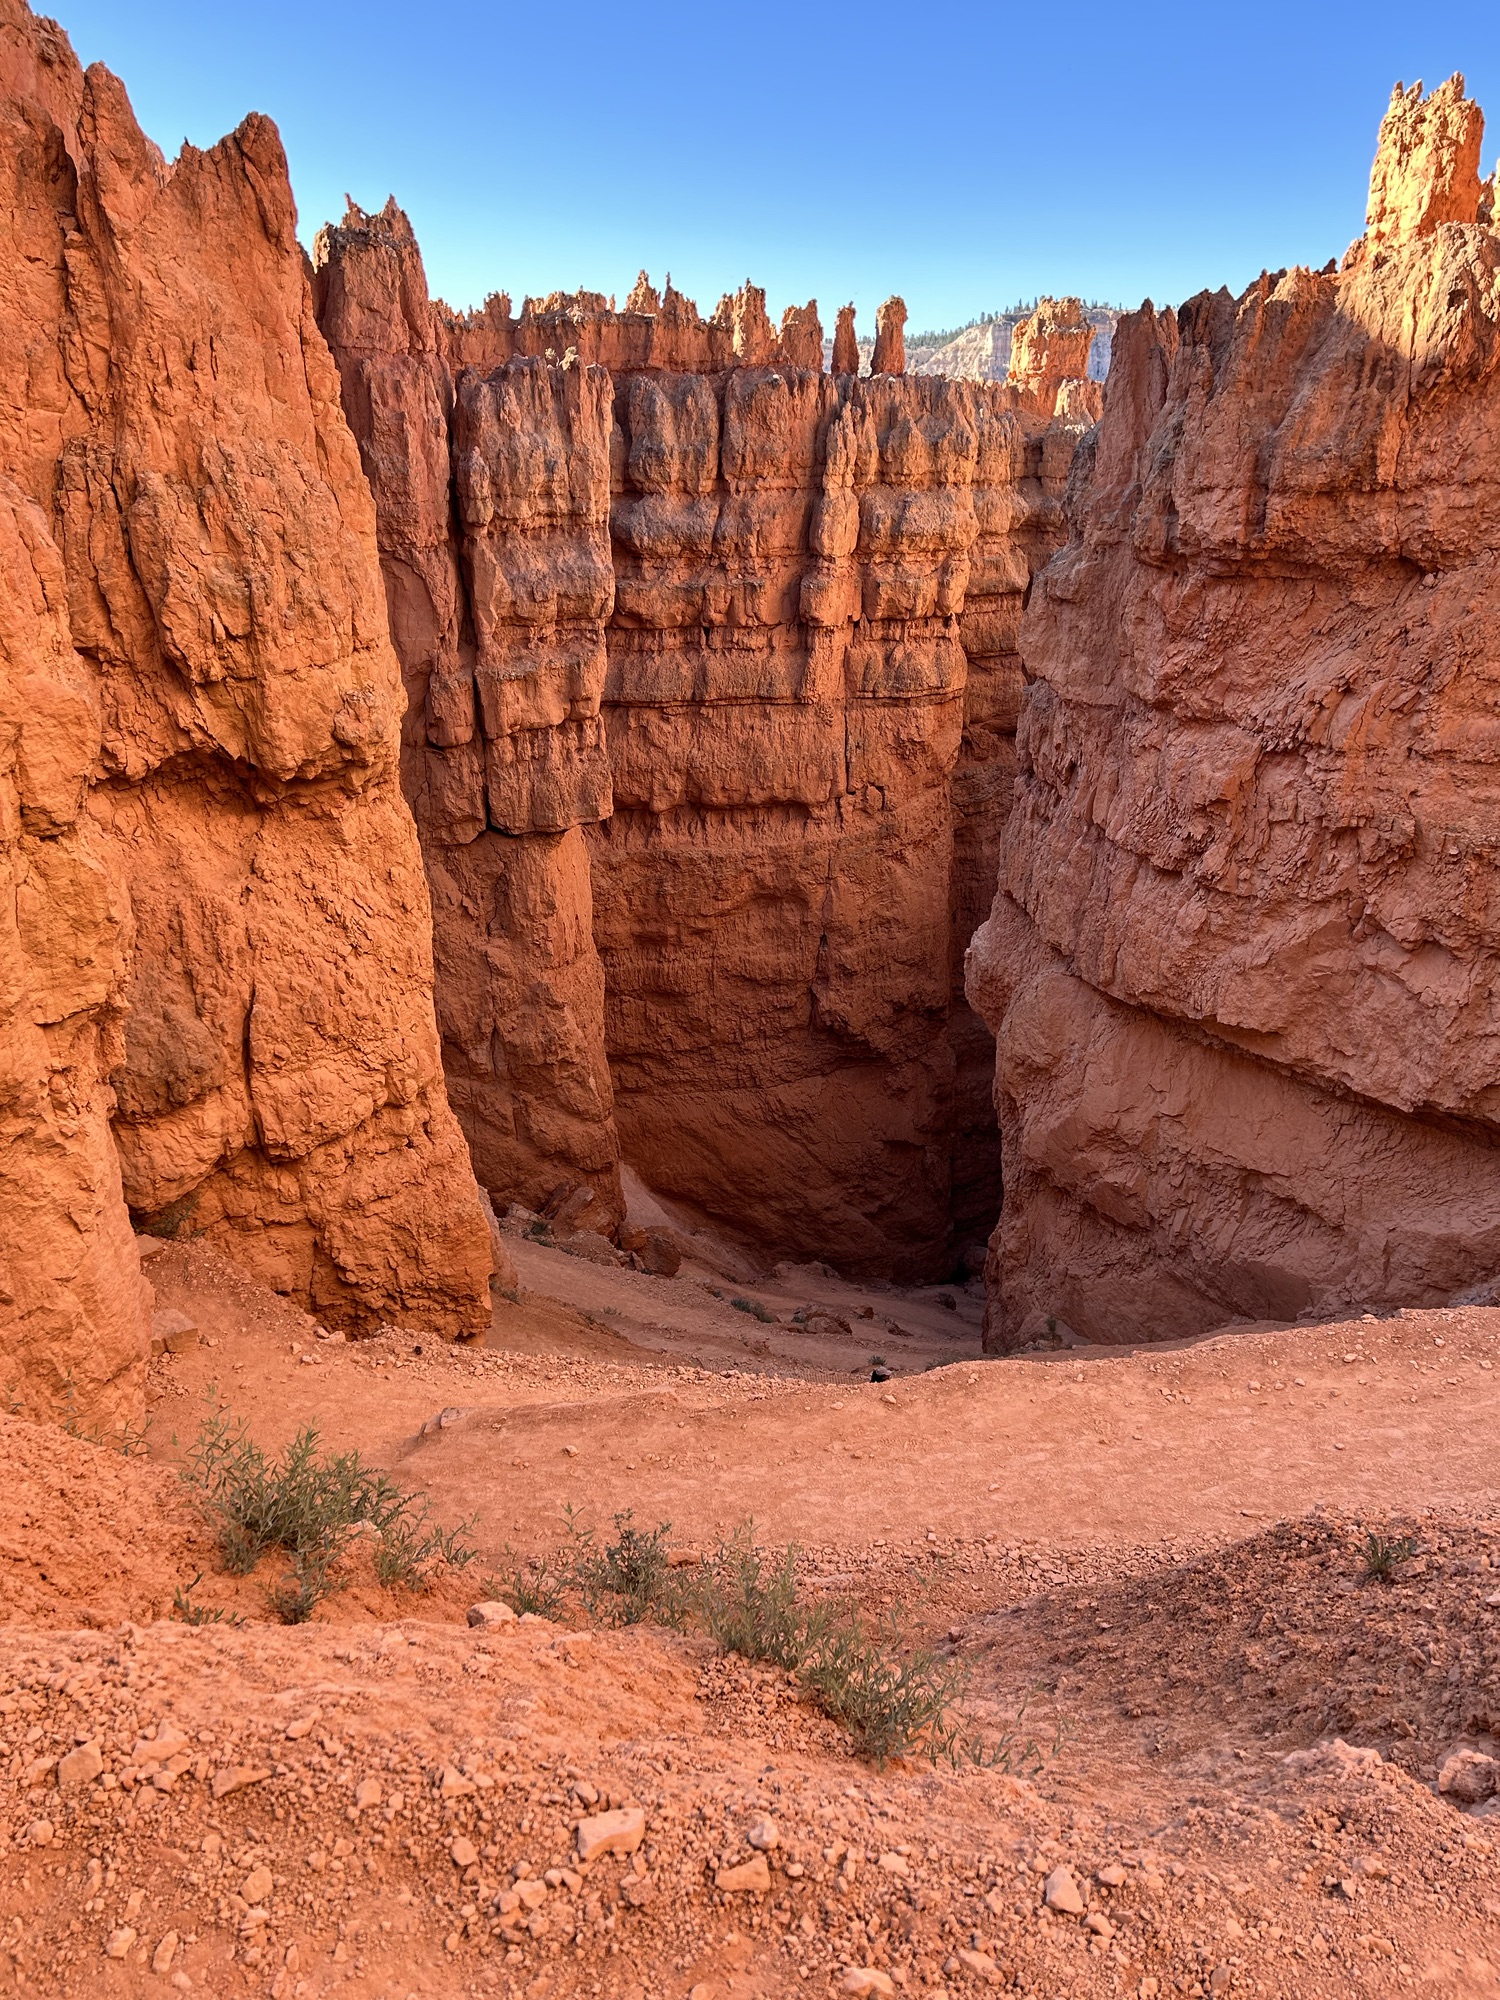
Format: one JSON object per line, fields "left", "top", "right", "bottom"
{"left": 6, "top": 0, "right": 1500, "bottom": 1419}
{"left": 311, "top": 204, "right": 1098, "bottom": 1280}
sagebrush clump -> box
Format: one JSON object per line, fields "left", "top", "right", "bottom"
{"left": 183, "top": 1413, "right": 475, "bottom": 1623}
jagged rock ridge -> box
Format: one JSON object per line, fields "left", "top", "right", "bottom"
{"left": 968, "top": 74, "right": 1500, "bottom": 1347}
{"left": 0, "top": 0, "right": 493, "bottom": 1421}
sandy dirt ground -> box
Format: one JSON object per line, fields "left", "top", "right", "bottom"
{"left": 0, "top": 1235, "right": 1495, "bottom": 1998}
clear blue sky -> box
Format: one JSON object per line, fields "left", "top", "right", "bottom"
{"left": 51, "top": 0, "right": 1500, "bottom": 337}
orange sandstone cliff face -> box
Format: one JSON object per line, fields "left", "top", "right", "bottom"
{"left": 968, "top": 76, "right": 1500, "bottom": 1347}
{"left": 315, "top": 208, "right": 1097, "bottom": 1275}
{"left": 0, "top": 1, "right": 492, "bottom": 1416}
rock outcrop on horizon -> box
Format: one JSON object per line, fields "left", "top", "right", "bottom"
{"left": 0, "top": 0, "right": 493, "bottom": 1417}
{"left": 968, "top": 75, "right": 1500, "bottom": 1347}
{"left": 316, "top": 217, "right": 1100, "bottom": 1275}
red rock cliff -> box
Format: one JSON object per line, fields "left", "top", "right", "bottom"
{"left": 0, "top": 1, "right": 492, "bottom": 1417}
{"left": 968, "top": 76, "right": 1500, "bottom": 1346}
{"left": 316, "top": 216, "right": 1092, "bottom": 1275}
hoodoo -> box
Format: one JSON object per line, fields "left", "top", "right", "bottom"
{"left": 0, "top": 0, "right": 493, "bottom": 1421}
{"left": 969, "top": 74, "right": 1500, "bottom": 1347}
{"left": 315, "top": 207, "right": 1100, "bottom": 1278}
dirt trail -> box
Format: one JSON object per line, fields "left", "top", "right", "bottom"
{"left": 0, "top": 1239, "right": 1496, "bottom": 1998}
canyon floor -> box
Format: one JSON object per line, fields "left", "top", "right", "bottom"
{"left": 1, "top": 1240, "right": 1497, "bottom": 1999}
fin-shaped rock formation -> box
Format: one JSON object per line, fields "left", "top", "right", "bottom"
{"left": 314, "top": 208, "right": 1099, "bottom": 1276}
{"left": 969, "top": 74, "right": 1500, "bottom": 1346}
{"left": 0, "top": 0, "right": 493, "bottom": 1421}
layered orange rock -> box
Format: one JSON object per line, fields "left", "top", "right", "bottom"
{"left": 0, "top": 0, "right": 492, "bottom": 1416}
{"left": 969, "top": 77, "right": 1500, "bottom": 1346}
{"left": 316, "top": 217, "right": 1098, "bottom": 1274}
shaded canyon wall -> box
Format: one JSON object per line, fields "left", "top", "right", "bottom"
{"left": 969, "top": 75, "right": 1500, "bottom": 1346}
{"left": 315, "top": 211, "right": 1099, "bottom": 1276}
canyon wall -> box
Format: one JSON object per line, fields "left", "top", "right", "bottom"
{"left": 969, "top": 75, "right": 1500, "bottom": 1347}
{"left": 317, "top": 214, "right": 1098, "bottom": 1276}
{"left": 0, "top": 0, "right": 492, "bottom": 1418}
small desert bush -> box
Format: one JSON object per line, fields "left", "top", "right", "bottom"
{"left": 568, "top": 1510, "right": 687, "bottom": 1627}
{"left": 1362, "top": 1530, "right": 1418, "bottom": 1584}
{"left": 184, "top": 1413, "right": 475, "bottom": 1621}
{"left": 700, "top": 1531, "right": 823, "bottom": 1670}
{"left": 531, "top": 1509, "right": 1004, "bottom": 1767}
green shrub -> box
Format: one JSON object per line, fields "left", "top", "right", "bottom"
{"left": 1362, "top": 1531, "right": 1418, "bottom": 1584}
{"left": 569, "top": 1510, "right": 685, "bottom": 1627}
{"left": 184, "top": 1413, "right": 474, "bottom": 1621}
{"left": 730, "top": 1296, "right": 776, "bottom": 1323}
{"left": 700, "top": 1531, "right": 825, "bottom": 1670}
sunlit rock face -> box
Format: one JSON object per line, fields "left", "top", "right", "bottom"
{"left": 316, "top": 216, "right": 1094, "bottom": 1276}
{"left": 0, "top": 0, "right": 493, "bottom": 1422}
{"left": 969, "top": 75, "right": 1500, "bottom": 1348}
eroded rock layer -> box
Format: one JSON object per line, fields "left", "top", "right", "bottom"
{"left": 317, "top": 210, "right": 1095, "bottom": 1275}
{"left": 969, "top": 76, "right": 1500, "bottom": 1346}
{"left": 0, "top": 1, "right": 492, "bottom": 1416}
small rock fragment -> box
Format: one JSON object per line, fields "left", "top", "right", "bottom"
{"left": 104, "top": 1927, "right": 136, "bottom": 1958}
{"left": 746, "top": 1815, "right": 779, "bottom": 1851}
{"left": 152, "top": 1309, "right": 199, "bottom": 1354}
{"left": 212, "top": 1765, "right": 270, "bottom": 1800}
{"left": 466, "top": 1600, "right": 517, "bottom": 1629}
{"left": 1095, "top": 1863, "right": 1127, "bottom": 1887}
{"left": 241, "top": 1865, "right": 272, "bottom": 1904}
{"left": 56, "top": 1742, "right": 103, "bottom": 1788}
{"left": 956, "top": 1948, "right": 999, "bottom": 1979}
{"left": 354, "top": 1777, "right": 382, "bottom": 1810}
{"left": 1438, "top": 1749, "right": 1499, "bottom": 1803}
{"left": 576, "top": 1805, "right": 645, "bottom": 1862}
{"left": 1043, "top": 1864, "right": 1085, "bottom": 1915}
{"left": 840, "top": 1972, "right": 896, "bottom": 1998}
{"left": 450, "top": 1835, "right": 478, "bottom": 1868}
{"left": 151, "top": 1932, "right": 179, "bottom": 1974}
{"left": 715, "top": 1854, "right": 771, "bottom": 1894}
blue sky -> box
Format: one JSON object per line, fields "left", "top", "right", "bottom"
{"left": 53, "top": 0, "right": 1500, "bottom": 337}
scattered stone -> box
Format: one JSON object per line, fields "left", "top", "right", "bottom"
{"left": 1096, "top": 1863, "right": 1127, "bottom": 1887}
{"left": 151, "top": 1309, "right": 199, "bottom": 1354}
{"left": 745, "top": 1815, "right": 779, "bottom": 1850}
{"left": 1437, "top": 1749, "right": 1499, "bottom": 1803}
{"left": 56, "top": 1741, "right": 102, "bottom": 1788}
{"left": 467, "top": 1600, "right": 518, "bottom": 1629}
{"left": 241, "top": 1865, "right": 272, "bottom": 1904}
{"left": 450, "top": 1836, "right": 479, "bottom": 1868}
{"left": 26, "top": 1819, "right": 53, "bottom": 1847}
{"left": 151, "top": 1931, "right": 179, "bottom": 1974}
{"left": 104, "top": 1927, "right": 136, "bottom": 1959}
{"left": 840, "top": 1971, "right": 896, "bottom": 1997}
{"left": 212, "top": 1765, "right": 270, "bottom": 1800}
{"left": 715, "top": 1854, "right": 771, "bottom": 1894}
{"left": 576, "top": 1806, "right": 645, "bottom": 1862}
{"left": 439, "top": 1765, "right": 476, "bottom": 1799}
{"left": 957, "top": 1948, "right": 999, "bottom": 1979}
{"left": 1043, "top": 1865, "right": 1084, "bottom": 1915}
{"left": 420, "top": 1406, "right": 470, "bottom": 1435}
{"left": 354, "top": 1777, "right": 383, "bottom": 1810}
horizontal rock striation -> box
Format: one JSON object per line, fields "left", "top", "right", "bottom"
{"left": 0, "top": 0, "right": 492, "bottom": 1417}
{"left": 317, "top": 217, "right": 1097, "bottom": 1275}
{"left": 969, "top": 76, "right": 1500, "bottom": 1346}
